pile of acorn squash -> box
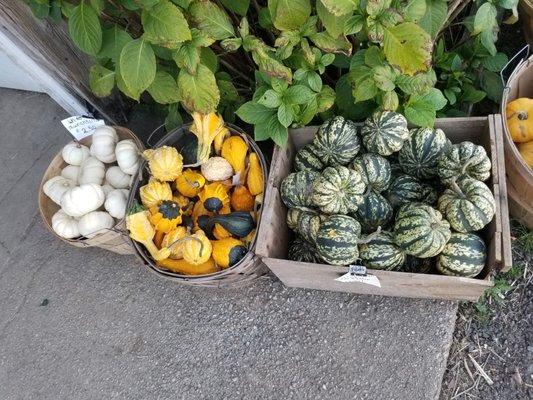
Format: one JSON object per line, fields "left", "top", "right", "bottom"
{"left": 127, "top": 113, "right": 263, "bottom": 276}
{"left": 281, "top": 112, "right": 496, "bottom": 278}
{"left": 506, "top": 97, "right": 533, "bottom": 168}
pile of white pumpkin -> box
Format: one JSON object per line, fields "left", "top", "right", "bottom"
{"left": 43, "top": 126, "right": 140, "bottom": 239}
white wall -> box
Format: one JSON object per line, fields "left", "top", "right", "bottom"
{"left": 0, "top": 49, "right": 45, "bottom": 92}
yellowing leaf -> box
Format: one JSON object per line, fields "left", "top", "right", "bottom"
{"left": 189, "top": 0, "right": 235, "bottom": 40}
{"left": 382, "top": 22, "right": 431, "bottom": 75}
{"left": 142, "top": 0, "right": 191, "bottom": 48}
{"left": 268, "top": 0, "right": 311, "bottom": 31}
{"left": 177, "top": 64, "right": 220, "bottom": 114}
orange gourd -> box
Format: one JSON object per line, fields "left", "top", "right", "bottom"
{"left": 517, "top": 141, "right": 533, "bottom": 168}
{"left": 506, "top": 98, "right": 533, "bottom": 142}
{"left": 230, "top": 185, "right": 254, "bottom": 211}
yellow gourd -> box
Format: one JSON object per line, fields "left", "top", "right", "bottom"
{"left": 156, "top": 257, "right": 218, "bottom": 275}
{"left": 506, "top": 98, "right": 533, "bottom": 142}
{"left": 211, "top": 238, "right": 247, "bottom": 269}
{"left": 518, "top": 141, "right": 533, "bottom": 167}
{"left": 190, "top": 112, "right": 227, "bottom": 164}
{"left": 172, "top": 193, "right": 191, "bottom": 210}
{"left": 175, "top": 168, "right": 205, "bottom": 197}
{"left": 148, "top": 200, "right": 182, "bottom": 233}
{"left": 230, "top": 185, "right": 254, "bottom": 211}
{"left": 198, "top": 182, "right": 230, "bottom": 212}
{"left": 143, "top": 146, "right": 183, "bottom": 181}
{"left": 182, "top": 230, "right": 212, "bottom": 265}
{"left": 221, "top": 136, "right": 248, "bottom": 180}
{"left": 247, "top": 152, "right": 263, "bottom": 195}
{"left": 126, "top": 203, "right": 170, "bottom": 261}
{"left": 213, "top": 223, "right": 231, "bottom": 240}
{"left": 140, "top": 179, "right": 173, "bottom": 208}
{"left": 213, "top": 127, "right": 230, "bottom": 154}
{"left": 161, "top": 226, "right": 188, "bottom": 259}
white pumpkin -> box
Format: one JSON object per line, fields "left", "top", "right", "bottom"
{"left": 115, "top": 139, "right": 140, "bottom": 175}
{"left": 105, "top": 188, "right": 128, "bottom": 219}
{"left": 93, "top": 125, "right": 118, "bottom": 141}
{"left": 60, "top": 165, "right": 80, "bottom": 183}
{"left": 78, "top": 157, "right": 105, "bottom": 185}
{"left": 101, "top": 181, "right": 115, "bottom": 196}
{"left": 51, "top": 210, "right": 80, "bottom": 239}
{"left": 62, "top": 142, "right": 90, "bottom": 166}
{"left": 78, "top": 211, "right": 114, "bottom": 238}
{"left": 43, "top": 176, "right": 76, "bottom": 205}
{"left": 61, "top": 183, "right": 105, "bottom": 218}
{"left": 105, "top": 166, "right": 130, "bottom": 189}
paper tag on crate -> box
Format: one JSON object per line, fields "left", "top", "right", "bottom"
{"left": 61, "top": 116, "right": 105, "bottom": 140}
{"left": 335, "top": 264, "right": 381, "bottom": 287}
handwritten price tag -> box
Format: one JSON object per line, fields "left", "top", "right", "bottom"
{"left": 61, "top": 116, "right": 105, "bottom": 140}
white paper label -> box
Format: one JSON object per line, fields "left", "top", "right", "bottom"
{"left": 61, "top": 116, "right": 105, "bottom": 140}
{"left": 335, "top": 272, "right": 381, "bottom": 287}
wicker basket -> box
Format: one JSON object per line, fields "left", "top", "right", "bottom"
{"left": 127, "top": 123, "right": 269, "bottom": 287}
{"left": 520, "top": 0, "right": 533, "bottom": 45}
{"left": 39, "top": 126, "right": 144, "bottom": 254}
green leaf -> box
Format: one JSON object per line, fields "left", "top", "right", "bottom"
{"left": 137, "top": 0, "right": 161, "bottom": 8}
{"left": 68, "top": 2, "right": 102, "bottom": 55}
{"left": 177, "top": 64, "right": 220, "bottom": 113}
{"left": 481, "top": 70, "right": 503, "bottom": 103}
{"left": 220, "top": 0, "right": 250, "bottom": 16}
{"left": 278, "top": 103, "right": 295, "bottom": 127}
{"left": 349, "top": 66, "right": 378, "bottom": 101}
{"left": 418, "top": 0, "right": 447, "bottom": 38}
{"left": 419, "top": 87, "right": 447, "bottom": 110}
{"left": 461, "top": 85, "right": 486, "bottom": 103}
{"left": 474, "top": 3, "right": 497, "bottom": 35}
{"left": 317, "top": 0, "right": 350, "bottom": 38}
{"left": 382, "top": 22, "right": 431, "bottom": 75}
{"left": 98, "top": 25, "right": 132, "bottom": 62}
{"left": 444, "top": 88, "right": 456, "bottom": 105}
{"left": 307, "top": 71, "right": 323, "bottom": 92}
{"left": 344, "top": 14, "right": 364, "bottom": 35}
{"left": 147, "top": 70, "right": 180, "bottom": 104}
{"left": 335, "top": 74, "right": 377, "bottom": 120}
{"left": 373, "top": 65, "right": 396, "bottom": 91}
{"left": 309, "top": 32, "right": 352, "bottom": 56}
{"left": 61, "top": 1, "right": 76, "bottom": 18}
{"left": 482, "top": 52, "right": 508, "bottom": 72}
{"left": 395, "top": 70, "right": 436, "bottom": 95}
{"left": 320, "top": 0, "right": 356, "bottom": 16}
{"left": 236, "top": 101, "right": 276, "bottom": 124}
{"left": 200, "top": 47, "right": 219, "bottom": 73}
{"left": 402, "top": 0, "right": 426, "bottom": 22}
{"left": 480, "top": 29, "right": 497, "bottom": 56}
{"left": 26, "top": 0, "right": 50, "bottom": 19}
{"left": 317, "top": 85, "right": 335, "bottom": 112}
{"left": 116, "top": 64, "right": 142, "bottom": 101}
{"left": 165, "top": 103, "right": 183, "bottom": 131}
{"left": 497, "top": 0, "right": 519, "bottom": 9}
{"left": 284, "top": 85, "right": 315, "bottom": 104}
{"left": 365, "top": 46, "right": 384, "bottom": 67}
{"left": 189, "top": 0, "right": 235, "bottom": 40}
{"left": 297, "top": 98, "right": 318, "bottom": 125}
{"left": 119, "top": 38, "right": 157, "bottom": 95}
{"left": 142, "top": 0, "right": 191, "bottom": 48}
{"left": 258, "top": 89, "right": 282, "bottom": 108}
{"left": 404, "top": 98, "right": 436, "bottom": 127}
{"left": 90, "top": 0, "right": 105, "bottom": 14}
{"left": 268, "top": 0, "right": 311, "bottom": 31}
{"left": 217, "top": 79, "right": 239, "bottom": 103}
{"left": 366, "top": 0, "right": 390, "bottom": 17}
{"left": 381, "top": 90, "right": 399, "bottom": 110}
{"left": 350, "top": 49, "right": 367, "bottom": 69}
{"left": 266, "top": 114, "right": 289, "bottom": 146}
{"left": 173, "top": 44, "right": 200, "bottom": 74}
{"left": 89, "top": 65, "right": 115, "bottom": 97}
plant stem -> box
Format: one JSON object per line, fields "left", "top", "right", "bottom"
{"left": 220, "top": 59, "right": 253, "bottom": 84}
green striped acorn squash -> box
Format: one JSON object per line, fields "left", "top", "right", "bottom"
{"left": 288, "top": 236, "right": 322, "bottom": 263}
{"left": 315, "top": 215, "right": 361, "bottom": 265}
{"left": 437, "top": 177, "right": 495, "bottom": 232}
{"left": 401, "top": 255, "right": 434, "bottom": 274}
{"left": 354, "top": 191, "right": 393, "bottom": 232}
{"left": 437, "top": 232, "right": 486, "bottom": 277}
{"left": 360, "top": 111, "right": 409, "bottom": 156}
{"left": 312, "top": 116, "right": 361, "bottom": 166}
{"left": 351, "top": 153, "right": 391, "bottom": 192}
{"left": 296, "top": 210, "right": 324, "bottom": 244}
{"left": 393, "top": 202, "right": 451, "bottom": 258}
{"left": 359, "top": 230, "right": 406, "bottom": 270}
{"left": 281, "top": 170, "right": 320, "bottom": 209}
{"left": 384, "top": 174, "right": 438, "bottom": 209}
{"left": 311, "top": 166, "right": 366, "bottom": 214}
{"left": 438, "top": 141, "right": 491, "bottom": 185}
{"left": 294, "top": 143, "right": 325, "bottom": 172}
{"left": 398, "top": 127, "right": 449, "bottom": 179}
{"left": 286, "top": 208, "right": 302, "bottom": 231}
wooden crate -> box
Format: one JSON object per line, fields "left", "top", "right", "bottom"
{"left": 255, "top": 116, "right": 512, "bottom": 301}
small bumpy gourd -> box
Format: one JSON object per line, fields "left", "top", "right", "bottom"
{"left": 143, "top": 146, "right": 183, "bottom": 181}
{"left": 247, "top": 152, "right": 264, "bottom": 195}
{"left": 139, "top": 179, "right": 173, "bottom": 208}
{"left": 211, "top": 237, "right": 247, "bottom": 268}
{"left": 149, "top": 200, "right": 183, "bottom": 233}
{"left": 182, "top": 230, "right": 212, "bottom": 265}
{"left": 231, "top": 186, "right": 254, "bottom": 212}
{"left": 221, "top": 136, "right": 248, "bottom": 179}
{"left": 175, "top": 169, "right": 205, "bottom": 198}
{"left": 361, "top": 111, "right": 409, "bottom": 156}
{"left": 198, "top": 182, "right": 229, "bottom": 213}
{"left": 201, "top": 157, "right": 233, "bottom": 181}
{"left": 161, "top": 227, "right": 188, "bottom": 259}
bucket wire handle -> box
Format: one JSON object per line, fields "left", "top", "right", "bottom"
{"left": 146, "top": 123, "right": 166, "bottom": 147}
{"left": 500, "top": 45, "right": 530, "bottom": 88}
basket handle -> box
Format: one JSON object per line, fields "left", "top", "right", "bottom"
{"left": 146, "top": 123, "right": 167, "bottom": 147}
{"left": 500, "top": 45, "right": 530, "bottom": 88}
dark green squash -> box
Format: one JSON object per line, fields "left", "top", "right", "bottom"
{"left": 354, "top": 191, "right": 393, "bottom": 232}
{"left": 437, "top": 233, "right": 486, "bottom": 277}
{"left": 401, "top": 256, "right": 434, "bottom": 274}
{"left": 360, "top": 111, "right": 409, "bottom": 155}
{"left": 280, "top": 170, "right": 320, "bottom": 209}
{"left": 359, "top": 231, "right": 405, "bottom": 270}
{"left": 351, "top": 153, "right": 391, "bottom": 192}
{"left": 398, "top": 127, "right": 448, "bottom": 179}
{"left": 312, "top": 116, "right": 361, "bottom": 166}
{"left": 288, "top": 236, "right": 322, "bottom": 263}
{"left": 206, "top": 212, "right": 255, "bottom": 238}
{"left": 384, "top": 174, "right": 438, "bottom": 209}
{"left": 315, "top": 215, "right": 361, "bottom": 265}
{"left": 175, "top": 131, "right": 198, "bottom": 165}
{"left": 294, "top": 143, "right": 325, "bottom": 172}
{"left": 438, "top": 141, "right": 491, "bottom": 185}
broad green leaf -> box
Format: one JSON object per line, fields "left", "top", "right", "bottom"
{"left": 497, "top": 0, "right": 519, "bottom": 9}
{"left": 379, "top": 8, "right": 404, "bottom": 27}
{"left": 173, "top": 44, "right": 200, "bottom": 74}
{"left": 365, "top": 46, "right": 384, "bottom": 67}
{"left": 320, "top": 0, "right": 356, "bottom": 16}
{"left": 383, "top": 22, "right": 431, "bottom": 75}
{"left": 200, "top": 47, "right": 219, "bottom": 73}
{"left": 461, "top": 85, "right": 486, "bottom": 103}
{"left": 350, "top": 49, "right": 367, "bottom": 69}
{"left": 171, "top": 0, "right": 191, "bottom": 9}
{"left": 68, "top": 2, "right": 102, "bottom": 55}
{"left": 480, "top": 29, "right": 497, "bottom": 56}
{"left": 402, "top": 0, "right": 426, "bottom": 22}
{"left": 258, "top": 89, "right": 282, "bottom": 108}
{"left": 266, "top": 114, "right": 289, "bottom": 146}
{"left": 220, "top": 0, "right": 250, "bottom": 16}
{"left": 404, "top": 99, "right": 435, "bottom": 127}
{"left": 278, "top": 103, "right": 295, "bottom": 127}
{"left": 373, "top": 66, "right": 396, "bottom": 91}
{"left": 309, "top": 32, "right": 352, "bottom": 56}
{"left": 119, "top": 38, "right": 157, "bottom": 95}
{"left": 316, "top": 0, "right": 350, "bottom": 38}
{"left": 98, "top": 25, "right": 132, "bottom": 62}
{"left": 236, "top": 101, "right": 276, "bottom": 124}
{"left": 344, "top": 14, "right": 364, "bottom": 35}
{"left": 26, "top": 0, "right": 49, "bottom": 19}
{"left": 283, "top": 85, "right": 315, "bottom": 104}
{"left": 177, "top": 64, "right": 220, "bottom": 113}
{"left": 147, "top": 70, "right": 180, "bottom": 104}
{"left": 165, "top": 103, "right": 183, "bottom": 131}
{"left": 444, "top": 88, "right": 456, "bottom": 105}
{"left": 474, "top": 3, "right": 497, "bottom": 35}
{"left": 381, "top": 90, "right": 399, "bottom": 110}
{"left": 366, "top": 0, "right": 391, "bottom": 17}
{"left": 419, "top": 0, "right": 447, "bottom": 38}
{"left": 259, "top": 6, "right": 274, "bottom": 29}
{"left": 50, "top": 0, "right": 62, "bottom": 21}
{"left": 419, "top": 88, "right": 446, "bottom": 110}
{"left": 138, "top": 0, "right": 161, "bottom": 8}
{"left": 481, "top": 70, "right": 503, "bottom": 103}
{"left": 61, "top": 1, "right": 76, "bottom": 18}
{"left": 335, "top": 74, "right": 377, "bottom": 120}
{"left": 254, "top": 52, "right": 293, "bottom": 82}
{"left": 142, "top": 0, "right": 191, "bottom": 48}
{"left": 317, "top": 85, "right": 335, "bottom": 112}
{"left": 307, "top": 71, "right": 323, "bottom": 92}
{"left": 152, "top": 45, "right": 175, "bottom": 60}
{"left": 349, "top": 66, "right": 378, "bottom": 101}
{"left": 189, "top": 0, "right": 235, "bottom": 40}
{"left": 395, "top": 70, "right": 436, "bottom": 95}
{"left": 217, "top": 79, "right": 239, "bottom": 103}
{"left": 116, "top": 65, "right": 142, "bottom": 101}
{"left": 297, "top": 98, "right": 318, "bottom": 125}
{"left": 482, "top": 52, "right": 508, "bottom": 72}
{"left": 268, "top": 0, "right": 311, "bottom": 31}
{"left": 90, "top": 0, "right": 105, "bottom": 14}
{"left": 89, "top": 65, "right": 115, "bottom": 97}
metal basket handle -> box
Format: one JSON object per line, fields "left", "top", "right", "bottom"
{"left": 500, "top": 45, "right": 530, "bottom": 88}
{"left": 146, "top": 123, "right": 167, "bottom": 147}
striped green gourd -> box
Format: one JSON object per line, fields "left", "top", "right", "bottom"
{"left": 354, "top": 191, "right": 393, "bottom": 232}
{"left": 280, "top": 170, "right": 320, "bottom": 209}
{"left": 401, "top": 255, "right": 434, "bottom": 274}
{"left": 360, "top": 111, "right": 409, "bottom": 156}
{"left": 315, "top": 215, "right": 361, "bottom": 265}
{"left": 437, "top": 177, "right": 495, "bottom": 232}
{"left": 384, "top": 174, "right": 438, "bottom": 209}
{"left": 398, "top": 128, "right": 448, "bottom": 179}
{"left": 438, "top": 141, "right": 491, "bottom": 185}
{"left": 288, "top": 236, "right": 322, "bottom": 264}
{"left": 312, "top": 116, "right": 360, "bottom": 166}
{"left": 296, "top": 211, "right": 324, "bottom": 244}
{"left": 311, "top": 166, "right": 366, "bottom": 214}
{"left": 294, "top": 143, "right": 325, "bottom": 172}
{"left": 286, "top": 208, "right": 303, "bottom": 231}
{"left": 351, "top": 153, "right": 391, "bottom": 192}
{"left": 437, "top": 233, "right": 486, "bottom": 277}
{"left": 359, "top": 231, "right": 406, "bottom": 270}
{"left": 393, "top": 203, "right": 451, "bottom": 258}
